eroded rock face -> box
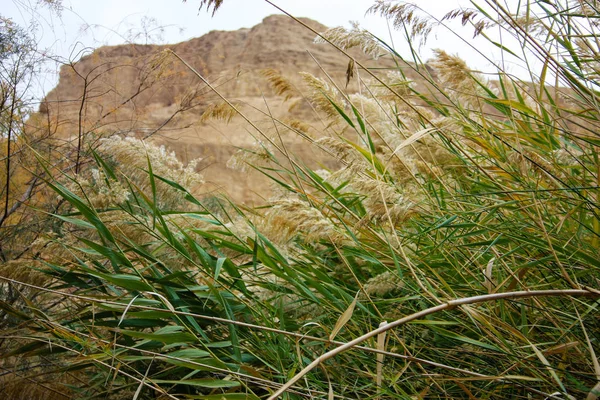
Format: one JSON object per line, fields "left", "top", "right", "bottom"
{"left": 37, "top": 15, "right": 409, "bottom": 203}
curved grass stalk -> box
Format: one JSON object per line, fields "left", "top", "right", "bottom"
{"left": 268, "top": 289, "right": 600, "bottom": 399}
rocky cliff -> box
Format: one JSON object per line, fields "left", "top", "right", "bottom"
{"left": 37, "top": 14, "right": 415, "bottom": 203}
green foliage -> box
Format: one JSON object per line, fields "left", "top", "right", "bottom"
{"left": 2, "top": 0, "right": 600, "bottom": 399}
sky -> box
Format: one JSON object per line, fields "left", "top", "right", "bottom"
{"left": 4, "top": 0, "right": 529, "bottom": 101}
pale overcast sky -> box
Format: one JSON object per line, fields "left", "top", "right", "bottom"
{"left": 5, "top": 0, "right": 529, "bottom": 100}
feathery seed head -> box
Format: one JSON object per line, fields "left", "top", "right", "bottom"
{"left": 300, "top": 72, "right": 345, "bottom": 119}
{"left": 316, "top": 22, "right": 386, "bottom": 59}
{"left": 261, "top": 69, "right": 297, "bottom": 101}
{"left": 430, "top": 49, "right": 471, "bottom": 87}
{"left": 429, "top": 49, "right": 488, "bottom": 105}
{"left": 88, "top": 136, "right": 204, "bottom": 208}
{"left": 183, "top": 0, "right": 224, "bottom": 16}
{"left": 346, "top": 176, "right": 419, "bottom": 227}
{"left": 200, "top": 101, "right": 239, "bottom": 123}
{"left": 368, "top": 1, "right": 435, "bottom": 47}
{"left": 227, "top": 139, "right": 274, "bottom": 172}
{"left": 370, "top": 71, "right": 414, "bottom": 100}
{"left": 260, "top": 198, "right": 341, "bottom": 245}
{"left": 282, "top": 118, "right": 312, "bottom": 136}
{"left": 443, "top": 8, "right": 496, "bottom": 38}
{"left": 364, "top": 270, "right": 405, "bottom": 298}
{"left": 316, "top": 137, "right": 360, "bottom": 163}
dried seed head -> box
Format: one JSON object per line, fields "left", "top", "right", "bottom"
{"left": 346, "top": 175, "right": 419, "bottom": 227}
{"left": 368, "top": 1, "right": 435, "bottom": 47}
{"left": 299, "top": 72, "right": 345, "bottom": 119}
{"left": 430, "top": 49, "right": 472, "bottom": 87}
{"left": 443, "top": 8, "right": 496, "bottom": 38}
{"left": 200, "top": 101, "right": 239, "bottom": 123}
{"left": 282, "top": 118, "right": 312, "bottom": 136}
{"left": 261, "top": 68, "right": 297, "bottom": 101}
{"left": 95, "top": 136, "right": 203, "bottom": 208}
{"left": 371, "top": 71, "right": 413, "bottom": 100}
{"left": 364, "top": 271, "right": 405, "bottom": 298}
{"left": 510, "top": 14, "right": 546, "bottom": 35}
{"left": 227, "top": 139, "right": 274, "bottom": 172}
{"left": 183, "top": 0, "right": 224, "bottom": 16}
{"left": 429, "top": 49, "right": 488, "bottom": 106}
{"left": 260, "top": 198, "right": 342, "bottom": 244}
{"left": 316, "top": 136, "right": 359, "bottom": 163}
{"left": 316, "top": 21, "right": 386, "bottom": 59}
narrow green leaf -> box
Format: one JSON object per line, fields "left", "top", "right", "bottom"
{"left": 168, "top": 348, "right": 211, "bottom": 359}
{"left": 90, "top": 271, "right": 153, "bottom": 292}
{"left": 53, "top": 214, "right": 95, "bottom": 230}
{"left": 185, "top": 394, "right": 258, "bottom": 399}
{"left": 214, "top": 257, "right": 225, "bottom": 280}
{"left": 153, "top": 379, "right": 240, "bottom": 388}
{"left": 118, "top": 329, "right": 196, "bottom": 344}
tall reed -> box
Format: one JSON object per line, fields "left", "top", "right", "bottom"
{"left": 1, "top": 0, "right": 600, "bottom": 399}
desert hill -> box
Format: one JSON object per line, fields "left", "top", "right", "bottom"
{"left": 37, "top": 14, "right": 417, "bottom": 203}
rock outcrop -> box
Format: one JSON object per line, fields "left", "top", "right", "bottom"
{"left": 38, "top": 15, "right": 414, "bottom": 203}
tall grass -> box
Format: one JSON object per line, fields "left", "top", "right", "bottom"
{"left": 1, "top": 0, "right": 600, "bottom": 399}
